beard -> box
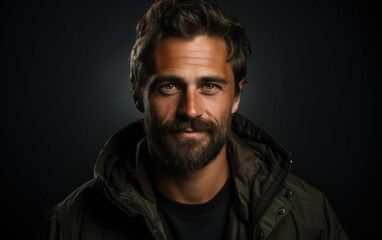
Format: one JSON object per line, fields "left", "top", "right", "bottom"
{"left": 144, "top": 111, "right": 232, "bottom": 173}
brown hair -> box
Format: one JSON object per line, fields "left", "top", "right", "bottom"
{"left": 130, "top": 0, "right": 251, "bottom": 112}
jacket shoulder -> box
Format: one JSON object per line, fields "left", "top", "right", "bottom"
{"left": 258, "top": 173, "right": 349, "bottom": 240}
{"left": 284, "top": 173, "right": 323, "bottom": 201}
{"left": 38, "top": 180, "right": 109, "bottom": 239}
{"left": 54, "top": 180, "right": 103, "bottom": 218}
{"left": 283, "top": 173, "right": 338, "bottom": 228}
{"left": 38, "top": 179, "right": 154, "bottom": 240}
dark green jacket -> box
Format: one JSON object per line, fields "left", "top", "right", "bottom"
{"left": 38, "top": 114, "right": 348, "bottom": 240}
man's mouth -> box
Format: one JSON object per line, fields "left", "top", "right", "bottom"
{"left": 174, "top": 128, "right": 206, "bottom": 138}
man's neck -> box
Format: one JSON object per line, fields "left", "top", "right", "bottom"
{"left": 151, "top": 145, "right": 230, "bottom": 204}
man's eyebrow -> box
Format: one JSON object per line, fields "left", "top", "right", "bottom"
{"left": 149, "top": 75, "right": 184, "bottom": 87}
{"left": 199, "top": 76, "right": 228, "bottom": 85}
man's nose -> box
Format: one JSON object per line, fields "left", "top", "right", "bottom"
{"left": 176, "top": 89, "right": 203, "bottom": 120}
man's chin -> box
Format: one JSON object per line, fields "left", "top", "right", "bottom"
{"left": 150, "top": 134, "right": 227, "bottom": 172}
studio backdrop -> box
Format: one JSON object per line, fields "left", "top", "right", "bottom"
{"left": 1, "top": 0, "right": 380, "bottom": 238}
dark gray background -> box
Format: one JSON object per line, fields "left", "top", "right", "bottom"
{"left": 1, "top": 0, "right": 380, "bottom": 239}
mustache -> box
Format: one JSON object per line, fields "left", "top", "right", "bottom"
{"left": 159, "top": 118, "right": 217, "bottom": 133}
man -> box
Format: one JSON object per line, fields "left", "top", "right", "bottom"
{"left": 38, "top": 0, "right": 349, "bottom": 239}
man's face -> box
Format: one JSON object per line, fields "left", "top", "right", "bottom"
{"left": 143, "top": 36, "right": 241, "bottom": 172}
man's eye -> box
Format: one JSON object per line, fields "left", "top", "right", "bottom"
{"left": 158, "top": 83, "right": 180, "bottom": 95}
{"left": 205, "top": 84, "right": 215, "bottom": 89}
{"left": 202, "top": 84, "right": 220, "bottom": 94}
{"left": 162, "top": 84, "right": 176, "bottom": 89}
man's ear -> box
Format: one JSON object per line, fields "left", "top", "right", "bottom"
{"left": 133, "top": 94, "right": 145, "bottom": 113}
{"left": 231, "top": 79, "right": 245, "bottom": 113}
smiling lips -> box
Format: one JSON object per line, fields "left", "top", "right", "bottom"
{"left": 175, "top": 128, "right": 206, "bottom": 138}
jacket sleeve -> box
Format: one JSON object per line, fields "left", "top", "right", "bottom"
{"left": 317, "top": 194, "right": 349, "bottom": 240}
{"left": 37, "top": 205, "right": 63, "bottom": 240}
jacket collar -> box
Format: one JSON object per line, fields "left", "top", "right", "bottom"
{"left": 229, "top": 113, "right": 292, "bottom": 229}
{"left": 94, "top": 113, "right": 292, "bottom": 229}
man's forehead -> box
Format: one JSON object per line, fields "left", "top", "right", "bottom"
{"left": 154, "top": 36, "right": 228, "bottom": 58}
{"left": 153, "top": 36, "right": 230, "bottom": 70}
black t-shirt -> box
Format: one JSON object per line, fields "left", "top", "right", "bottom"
{"left": 156, "top": 178, "right": 233, "bottom": 240}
